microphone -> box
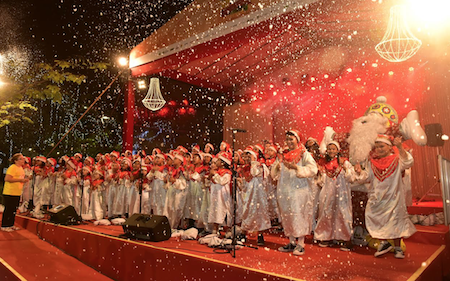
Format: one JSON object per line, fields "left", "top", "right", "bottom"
{"left": 229, "top": 128, "right": 247, "bottom": 133}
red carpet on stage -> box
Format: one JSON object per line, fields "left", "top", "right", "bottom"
{"left": 0, "top": 215, "right": 112, "bottom": 281}
{"left": 0, "top": 213, "right": 446, "bottom": 281}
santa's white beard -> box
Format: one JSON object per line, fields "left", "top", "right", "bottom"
{"left": 347, "top": 113, "right": 387, "bottom": 164}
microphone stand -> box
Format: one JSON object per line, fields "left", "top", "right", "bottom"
{"left": 227, "top": 128, "right": 258, "bottom": 258}
{"left": 27, "top": 168, "right": 36, "bottom": 215}
{"left": 79, "top": 172, "right": 84, "bottom": 218}
{"left": 139, "top": 166, "right": 144, "bottom": 214}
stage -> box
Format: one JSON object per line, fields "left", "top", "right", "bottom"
{"left": 0, "top": 211, "right": 447, "bottom": 281}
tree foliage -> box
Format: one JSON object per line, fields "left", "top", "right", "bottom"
{"left": 0, "top": 56, "right": 108, "bottom": 128}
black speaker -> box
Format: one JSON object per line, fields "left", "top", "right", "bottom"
{"left": 48, "top": 204, "right": 81, "bottom": 225}
{"left": 122, "top": 214, "right": 171, "bottom": 242}
{"left": 425, "top": 123, "right": 445, "bottom": 147}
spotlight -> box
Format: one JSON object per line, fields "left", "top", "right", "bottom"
{"left": 118, "top": 57, "right": 128, "bottom": 67}
{"left": 138, "top": 80, "right": 147, "bottom": 89}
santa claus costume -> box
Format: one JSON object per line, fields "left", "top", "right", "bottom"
{"left": 271, "top": 130, "right": 318, "bottom": 256}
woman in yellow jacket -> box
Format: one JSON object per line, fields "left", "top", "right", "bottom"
{"left": 2, "top": 153, "right": 29, "bottom": 232}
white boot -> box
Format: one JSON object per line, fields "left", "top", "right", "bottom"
{"left": 399, "top": 110, "right": 427, "bottom": 146}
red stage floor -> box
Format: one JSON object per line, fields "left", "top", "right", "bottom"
{"left": 4, "top": 214, "right": 448, "bottom": 281}
{"left": 0, "top": 219, "right": 112, "bottom": 281}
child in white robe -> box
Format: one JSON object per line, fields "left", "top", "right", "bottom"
{"left": 353, "top": 135, "right": 416, "bottom": 259}
{"left": 314, "top": 141, "right": 354, "bottom": 251}
{"left": 147, "top": 154, "right": 167, "bottom": 216}
{"left": 238, "top": 148, "right": 271, "bottom": 246}
{"left": 163, "top": 155, "right": 188, "bottom": 230}
{"left": 208, "top": 156, "right": 232, "bottom": 235}
{"left": 271, "top": 130, "right": 318, "bottom": 256}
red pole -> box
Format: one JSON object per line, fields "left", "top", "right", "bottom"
{"left": 123, "top": 79, "right": 135, "bottom": 152}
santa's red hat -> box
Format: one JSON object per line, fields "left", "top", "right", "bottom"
{"left": 82, "top": 166, "right": 92, "bottom": 174}
{"left": 74, "top": 153, "right": 83, "bottom": 159}
{"left": 376, "top": 134, "right": 394, "bottom": 146}
{"left": 174, "top": 154, "right": 185, "bottom": 165}
{"left": 67, "top": 160, "right": 77, "bottom": 170}
{"left": 287, "top": 129, "right": 302, "bottom": 143}
{"left": 176, "top": 146, "right": 188, "bottom": 153}
{"left": 152, "top": 148, "right": 162, "bottom": 155}
{"left": 110, "top": 151, "right": 120, "bottom": 158}
{"left": 122, "top": 158, "right": 132, "bottom": 168}
{"left": 205, "top": 143, "right": 214, "bottom": 152}
{"left": 218, "top": 152, "right": 232, "bottom": 166}
{"left": 254, "top": 144, "right": 264, "bottom": 153}
{"left": 192, "top": 145, "right": 200, "bottom": 153}
{"left": 93, "top": 169, "right": 104, "bottom": 178}
{"left": 244, "top": 147, "right": 258, "bottom": 160}
{"left": 85, "top": 157, "right": 94, "bottom": 165}
{"left": 35, "top": 156, "right": 47, "bottom": 163}
{"left": 47, "top": 158, "right": 57, "bottom": 166}
{"left": 220, "top": 141, "right": 231, "bottom": 152}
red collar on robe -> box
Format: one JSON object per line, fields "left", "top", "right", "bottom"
{"left": 194, "top": 165, "right": 207, "bottom": 174}
{"left": 64, "top": 170, "right": 77, "bottom": 178}
{"left": 318, "top": 157, "right": 344, "bottom": 179}
{"left": 171, "top": 166, "right": 185, "bottom": 179}
{"left": 217, "top": 168, "right": 231, "bottom": 177}
{"left": 92, "top": 179, "right": 104, "bottom": 190}
{"left": 118, "top": 170, "right": 130, "bottom": 179}
{"left": 370, "top": 147, "right": 399, "bottom": 182}
{"left": 154, "top": 165, "right": 166, "bottom": 173}
{"left": 83, "top": 175, "right": 92, "bottom": 183}
{"left": 265, "top": 157, "right": 276, "bottom": 167}
{"left": 240, "top": 165, "right": 252, "bottom": 182}
{"left": 283, "top": 145, "right": 305, "bottom": 164}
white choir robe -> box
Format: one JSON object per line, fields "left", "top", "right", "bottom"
{"left": 240, "top": 162, "right": 271, "bottom": 232}
{"left": 147, "top": 170, "right": 167, "bottom": 216}
{"left": 42, "top": 174, "right": 55, "bottom": 206}
{"left": 208, "top": 173, "right": 232, "bottom": 227}
{"left": 271, "top": 151, "right": 318, "bottom": 238}
{"left": 52, "top": 175, "right": 64, "bottom": 206}
{"left": 198, "top": 179, "right": 211, "bottom": 231}
{"left": 185, "top": 171, "right": 204, "bottom": 221}
{"left": 62, "top": 176, "right": 77, "bottom": 206}
{"left": 32, "top": 175, "right": 46, "bottom": 214}
{"left": 113, "top": 178, "right": 131, "bottom": 216}
{"left": 353, "top": 152, "right": 416, "bottom": 240}
{"left": 90, "top": 184, "right": 105, "bottom": 221}
{"left": 314, "top": 161, "right": 353, "bottom": 242}
{"left": 128, "top": 180, "right": 141, "bottom": 216}
{"left": 106, "top": 171, "right": 118, "bottom": 218}
{"left": 73, "top": 180, "right": 83, "bottom": 215}
{"left": 263, "top": 164, "right": 280, "bottom": 221}
{"left": 81, "top": 179, "right": 91, "bottom": 215}
{"left": 164, "top": 175, "right": 188, "bottom": 229}
{"left": 140, "top": 183, "right": 151, "bottom": 214}
{"left": 21, "top": 168, "right": 33, "bottom": 204}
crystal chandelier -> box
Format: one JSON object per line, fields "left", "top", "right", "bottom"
{"left": 142, "top": 77, "right": 166, "bottom": 111}
{"left": 375, "top": 5, "right": 422, "bottom": 62}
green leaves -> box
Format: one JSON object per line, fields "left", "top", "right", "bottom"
{"left": 0, "top": 58, "right": 108, "bottom": 127}
{"left": 0, "top": 101, "right": 37, "bottom": 128}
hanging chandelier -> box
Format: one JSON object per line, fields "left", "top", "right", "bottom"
{"left": 142, "top": 77, "right": 166, "bottom": 111}
{"left": 375, "top": 5, "right": 422, "bottom": 63}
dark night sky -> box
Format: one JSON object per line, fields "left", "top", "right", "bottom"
{"left": 1, "top": 0, "right": 192, "bottom": 62}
